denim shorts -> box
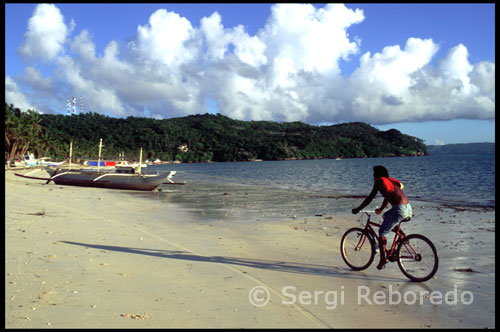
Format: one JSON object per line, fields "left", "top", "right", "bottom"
{"left": 379, "top": 204, "right": 412, "bottom": 237}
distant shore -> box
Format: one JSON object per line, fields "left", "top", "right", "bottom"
{"left": 8, "top": 140, "right": 494, "bottom": 170}
{"left": 5, "top": 170, "right": 495, "bottom": 328}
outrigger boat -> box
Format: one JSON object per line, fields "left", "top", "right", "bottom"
{"left": 14, "top": 140, "right": 184, "bottom": 191}
{"left": 15, "top": 168, "right": 178, "bottom": 191}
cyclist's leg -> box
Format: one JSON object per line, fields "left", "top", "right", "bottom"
{"left": 379, "top": 207, "right": 398, "bottom": 237}
{"left": 377, "top": 204, "right": 413, "bottom": 269}
{"left": 377, "top": 207, "right": 400, "bottom": 269}
{"left": 377, "top": 236, "right": 388, "bottom": 270}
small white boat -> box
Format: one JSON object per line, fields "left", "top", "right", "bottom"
{"left": 15, "top": 154, "right": 65, "bottom": 167}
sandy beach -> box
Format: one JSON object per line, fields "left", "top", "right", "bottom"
{"left": 5, "top": 168, "right": 495, "bottom": 328}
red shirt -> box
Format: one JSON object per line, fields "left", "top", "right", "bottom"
{"left": 377, "top": 177, "right": 403, "bottom": 193}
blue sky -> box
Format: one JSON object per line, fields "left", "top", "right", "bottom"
{"left": 5, "top": 3, "right": 495, "bottom": 145}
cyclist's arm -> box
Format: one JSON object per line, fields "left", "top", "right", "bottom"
{"left": 375, "top": 199, "right": 389, "bottom": 214}
{"left": 352, "top": 184, "right": 379, "bottom": 214}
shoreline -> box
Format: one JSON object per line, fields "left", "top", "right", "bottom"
{"left": 5, "top": 170, "right": 495, "bottom": 328}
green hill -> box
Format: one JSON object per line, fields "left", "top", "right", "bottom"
{"left": 37, "top": 112, "right": 426, "bottom": 162}
{"left": 6, "top": 103, "right": 427, "bottom": 163}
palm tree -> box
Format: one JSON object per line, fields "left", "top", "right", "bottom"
{"left": 5, "top": 104, "right": 25, "bottom": 163}
{"left": 23, "top": 109, "right": 43, "bottom": 158}
{"left": 38, "top": 129, "right": 56, "bottom": 157}
{"left": 5, "top": 105, "right": 16, "bottom": 162}
{"left": 5, "top": 104, "right": 53, "bottom": 165}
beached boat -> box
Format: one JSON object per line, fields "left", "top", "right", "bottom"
{"left": 7, "top": 153, "right": 65, "bottom": 168}
{"left": 16, "top": 167, "right": 178, "bottom": 191}
{"left": 14, "top": 139, "right": 182, "bottom": 191}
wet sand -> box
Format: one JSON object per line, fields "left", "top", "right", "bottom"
{"left": 5, "top": 169, "right": 495, "bottom": 328}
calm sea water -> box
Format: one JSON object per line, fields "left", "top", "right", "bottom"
{"left": 149, "top": 154, "right": 495, "bottom": 209}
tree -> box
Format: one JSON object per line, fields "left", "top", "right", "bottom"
{"left": 6, "top": 103, "right": 427, "bottom": 163}
{"left": 5, "top": 103, "right": 57, "bottom": 164}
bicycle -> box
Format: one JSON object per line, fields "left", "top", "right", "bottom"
{"left": 340, "top": 210, "right": 438, "bottom": 282}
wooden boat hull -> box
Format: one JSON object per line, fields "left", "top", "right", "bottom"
{"left": 43, "top": 169, "right": 176, "bottom": 191}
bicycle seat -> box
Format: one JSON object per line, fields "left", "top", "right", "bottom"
{"left": 400, "top": 217, "right": 411, "bottom": 223}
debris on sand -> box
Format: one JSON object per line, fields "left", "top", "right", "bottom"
{"left": 120, "top": 313, "right": 152, "bottom": 320}
{"left": 453, "top": 267, "right": 480, "bottom": 273}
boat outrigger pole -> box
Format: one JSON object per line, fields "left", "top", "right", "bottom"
{"left": 97, "top": 138, "right": 103, "bottom": 172}
{"left": 138, "top": 148, "right": 143, "bottom": 175}
{"left": 68, "top": 141, "right": 73, "bottom": 170}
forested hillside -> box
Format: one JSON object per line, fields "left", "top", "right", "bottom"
{"left": 6, "top": 103, "right": 427, "bottom": 163}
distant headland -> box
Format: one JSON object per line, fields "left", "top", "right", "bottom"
{"left": 426, "top": 142, "right": 495, "bottom": 155}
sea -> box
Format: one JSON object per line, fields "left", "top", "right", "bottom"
{"left": 145, "top": 154, "right": 495, "bottom": 216}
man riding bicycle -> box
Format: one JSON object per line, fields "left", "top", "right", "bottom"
{"left": 352, "top": 166, "right": 412, "bottom": 270}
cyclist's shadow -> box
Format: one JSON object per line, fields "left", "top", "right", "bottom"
{"left": 60, "top": 240, "right": 401, "bottom": 282}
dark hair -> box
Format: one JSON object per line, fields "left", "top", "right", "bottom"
{"left": 373, "top": 165, "right": 389, "bottom": 178}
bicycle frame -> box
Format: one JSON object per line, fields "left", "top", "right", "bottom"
{"left": 342, "top": 210, "right": 438, "bottom": 281}
{"left": 358, "top": 211, "right": 412, "bottom": 259}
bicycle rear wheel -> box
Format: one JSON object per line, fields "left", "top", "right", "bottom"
{"left": 340, "top": 227, "right": 376, "bottom": 270}
{"left": 396, "top": 234, "right": 438, "bottom": 282}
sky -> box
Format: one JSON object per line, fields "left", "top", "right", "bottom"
{"left": 5, "top": 3, "right": 495, "bottom": 145}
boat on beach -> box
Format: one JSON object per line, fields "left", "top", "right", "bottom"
{"left": 14, "top": 139, "right": 183, "bottom": 191}
{"left": 39, "top": 167, "right": 177, "bottom": 191}
{"left": 6, "top": 153, "right": 65, "bottom": 168}
{"left": 15, "top": 164, "right": 180, "bottom": 191}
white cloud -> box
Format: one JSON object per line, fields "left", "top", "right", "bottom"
{"left": 23, "top": 66, "right": 54, "bottom": 91}
{"left": 55, "top": 54, "right": 127, "bottom": 116}
{"left": 434, "top": 139, "right": 445, "bottom": 145}
{"left": 470, "top": 61, "right": 495, "bottom": 96}
{"left": 353, "top": 38, "right": 439, "bottom": 95}
{"left": 5, "top": 76, "right": 37, "bottom": 112}
{"left": 8, "top": 3, "right": 495, "bottom": 126}
{"left": 200, "top": 12, "right": 267, "bottom": 67}
{"left": 129, "top": 9, "right": 197, "bottom": 68}
{"left": 200, "top": 3, "right": 365, "bottom": 122}
{"left": 70, "top": 29, "right": 96, "bottom": 63}
{"left": 200, "top": 12, "right": 232, "bottom": 61}
{"left": 18, "top": 4, "right": 72, "bottom": 61}
{"left": 258, "top": 3, "right": 363, "bottom": 76}
{"left": 231, "top": 25, "right": 268, "bottom": 67}
{"left": 336, "top": 37, "right": 495, "bottom": 124}
{"left": 439, "top": 44, "right": 474, "bottom": 95}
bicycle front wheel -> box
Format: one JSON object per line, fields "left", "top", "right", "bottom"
{"left": 397, "top": 234, "right": 438, "bottom": 282}
{"left": 340, "top": 227, "right": 376, "bottom": 270}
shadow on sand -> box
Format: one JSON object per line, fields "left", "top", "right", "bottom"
{"left": 61, "top": 240, "right": 401, "bottom": 282}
